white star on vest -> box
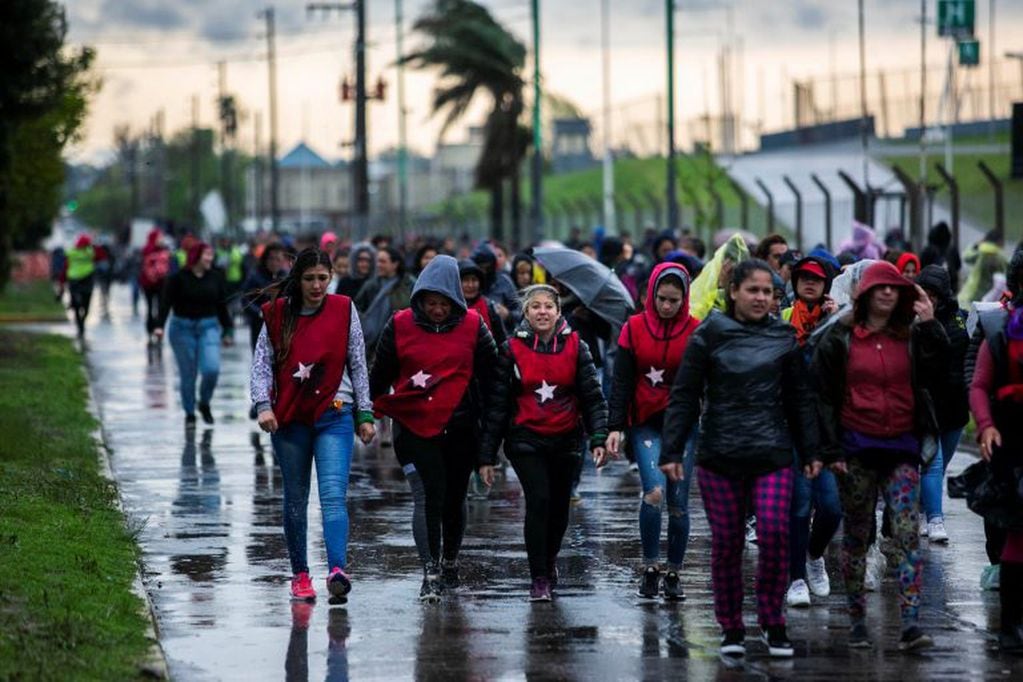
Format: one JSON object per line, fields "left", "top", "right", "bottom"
{"left": 410, "top": 370, "right": 432, "bottom": 389}
{"left": 293, "top": 362, "right": 314, "bottom": 382}
{"left": 535, "top": 380, "right": 557, "bottom": 404}
{"left": 645, "top": 367, "right": 665, "bottom": 387}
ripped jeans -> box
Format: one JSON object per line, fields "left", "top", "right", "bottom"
{"left": 632, "top": 423, "right": 696, "bottom": 567}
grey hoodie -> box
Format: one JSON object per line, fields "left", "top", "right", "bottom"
{"left": 411, "top": 254, "right": 467, "bottom": 322}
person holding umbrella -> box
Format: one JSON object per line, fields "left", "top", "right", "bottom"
{"left": 479, "top": 284, "right": 609, "bottom": 602}
{"left": 606, "top": 262, "right": 699, "bottom": 601}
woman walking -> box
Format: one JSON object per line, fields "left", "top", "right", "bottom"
{"left": 968, "top": 250, "right": 1023, "bottom": 650}
{"left": 370, "top": 255, "right": 497, "bottom": 603}
{"left": 813, "top": 261, "right": 947, "bottom": 651}
{"left": 155, "top": 241, "right": 234, "bottom": 425}
{"left": 606, "top": 262, "right": 698, "bottom": 601}
{"left": 660, "top": 259, "right": 819, "bottom": 658}
{"left": 479, "top": 284, "right": 608, "bottom": 602}
{"left": 250, "top": 248, "right": 375, "bottom": 602}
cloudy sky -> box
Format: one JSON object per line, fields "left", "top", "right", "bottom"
{"left": 66, "top": 0, "right": 1023, "bottom": 163}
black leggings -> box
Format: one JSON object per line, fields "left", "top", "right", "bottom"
{"left": 144, "top": 287, "right": 163, "bottom": 334}
{"left": 68, "top": 276, "right": 94, "bottom": 336}
{"left": 394, "top": 424, "right": 476, "bottom": 568}
{"left": 508, "top": 450, "right": 578, "bottom": 580}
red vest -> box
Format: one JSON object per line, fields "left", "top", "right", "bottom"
{"left": 623, "top": 314, "right": 696, "bottom": 425}
{"left": 262, "top": 294, "right": 351, "bottom": 427}
{"left": 509, "top": 332, "right": 581, "bottom": 436}
{"left": 373, "top": 308, "right": 479, "bottom": 437}
{"left": 468, "top": 296, "right": 493, "bottom": 333}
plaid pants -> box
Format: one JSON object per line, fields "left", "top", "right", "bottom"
{"left": 698, "top": 465, "right": 793, "bottom": 630}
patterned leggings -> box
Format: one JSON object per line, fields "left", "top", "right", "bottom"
{"left": 837, "top": 457, "right": 922, "bottom": 626}
{"left": 697, "top": 465, "right": 793, "bottom": 630}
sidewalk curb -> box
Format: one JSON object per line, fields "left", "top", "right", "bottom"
{"left": 81, "top": 355, "right": 171, "bottom": 680}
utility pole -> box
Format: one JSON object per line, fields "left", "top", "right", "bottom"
{"left": 601, "top": 0, "right": 615, "bottom": 234}
{"left": 260, "top": 7, "right": 280, "bottom": 232}
{"left": 217, "top": 61, "right": 233, "bottom": 234}
{"left": 530, "top": 0, "right": 543, "bottom": 245}
{"left": 308, "top": 2, "right": 369, "bottom": 239}
{"left": 919, "top": 0, "right": 927, "bottom": 183}
{"left": 858, "top": 0, "right": 870, "bottom": 190}
{"left": 989, "top": 0, "right": 996, "bottom": 131}
{"left": 396, "top": 0, "right": 408, "bottom": 239}
{"left": 191, "top": 95, "right": 201, "bottom": 231}
{"left": 665, "top": 0, "right": 679, "bottom": 232}
{"left": 254, "top": 111, "right": 264, "bottom": 230}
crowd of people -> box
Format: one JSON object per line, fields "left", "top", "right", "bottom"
{"left": 61, "top": 218, "right": 1023, "bottom": 659}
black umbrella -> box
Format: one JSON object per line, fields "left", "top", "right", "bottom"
{"left": 530, "top": 246, "right": 635, "bottom": 328}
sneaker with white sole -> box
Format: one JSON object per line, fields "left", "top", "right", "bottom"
{"left": 745, "top": 517, "right": 758, "bottom": 546}
{"left": 720, "top": 628, "right": 746, "bottom": 656}
{"left": 919, "top": 518, "right": 928, "bottom": 536}
{"left": 786, "top": 579, "right": 811, "bottom": 607}
{"left": 806, "top": 555, "right": 831, "bottom": 597}
{"left": 927, "top": 518, "right": 949, "bottom": 544}
{"left": 980, "top": 564, "right": 1001, "bottom": 591}
{"left": 761, "top": 625, "right": 794, "bottom": 657}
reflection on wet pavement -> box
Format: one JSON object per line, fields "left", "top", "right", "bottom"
{"left": 49, "top": 289, "right": 1023, "bottom": 679}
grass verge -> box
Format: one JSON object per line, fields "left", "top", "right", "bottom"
{"left": 0, "top": 280, "right": 66, "bottom": 321}
{"left": 0, "top": 331, "right": 151, "bottom": 680}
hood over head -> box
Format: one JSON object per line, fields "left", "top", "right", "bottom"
{"left": 642, "top": 262, "right": 692, "bottom": 338}
{"left": 895, "top": 251, "right": 922, "bottom": 275}
{"left": 916, "top": 264, "right": 956, "bottom": 317}
{"left": 854, "top": 261, "right": 917, "bottom": 304}
{"left": 928, "top": 222, "right": 951, "bottom": 250}
{"left": 74, "top": 234, "right": 92, "bottom": 249}
{"left": 319, "top": 231, "right": 339, "bottom": 251}
{"left": 186, "top": 241, "right": 211, "bottom": 268}
{"left": 790, "top": 256, "right": 835, "bottom": 296}
{"left": 348, "top": 242, "right": 377, "bottom": 279}
{"left": 411, "top": 254, "right": 467, "bottom": 315}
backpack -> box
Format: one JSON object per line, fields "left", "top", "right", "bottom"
{"left": 140, "top": 249, "right": 170, "bottom": 290}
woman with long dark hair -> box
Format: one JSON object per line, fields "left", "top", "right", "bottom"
{"left": 250, "top": 248, "right": 376, "bottom": 603}
{"left": 813, "top": 260, "right": 947, "bottom": 651}
{"left": 479, "top": 284, "right": 608, "bottom": 602}
{"left": 155, "top": 241, "right": 234, "bottom": 424}
{"left": 660, "top": 259, "right": 819, "bottom": 658}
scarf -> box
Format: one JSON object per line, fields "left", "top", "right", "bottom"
{"left": 789, "top": 299, "right": 823, "bottom": 346}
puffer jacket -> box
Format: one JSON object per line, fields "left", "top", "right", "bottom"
{"left": 369, "top": 255, "right": 497, "bottom": 433}
{"left": 660, "top": 310, "right": 818, "bottom": 478}
{"left": 811, "top": 315, "right": 947, "bottom": 464}
{"left": 479, "top": 317, "right": 608, "bottom": 465}
{"left": 916, "top": 264, "right": 970, "bottom": 431}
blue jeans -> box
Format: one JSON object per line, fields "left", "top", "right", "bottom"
{"left": 790, "top": 465, "right": 842, "bottom": 580}
{"left": 272, "top": 406, "right": 355, "bottom": 575}
{"left": 632, "top": 424, "right": 695, "bottom": 566}
{"left": 168, "top": 316, "right": 221, "bottom": 416}
{"left": 921, "top": 428, "right": 963, "bottom": 521}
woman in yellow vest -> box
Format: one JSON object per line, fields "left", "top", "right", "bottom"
{"left": 65, "top": 234, "right": 97, "bottom": 337}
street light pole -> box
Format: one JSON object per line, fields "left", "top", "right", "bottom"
{"left": 858, "top": 0, "right": 870, "bottom": 191}
{"left": 919, "top": 0, "right": 927, "bottom": 184}
{"left": 395, "top": 0, "right": 408, "bottom": 240}
{"left": 666, "top": 0, "right": 679, "bottom": 233}
{"left": 260, "top": 7, "right": 280, "bottom": 232}
{"left": 601, "top": 0, "right": 615, "bottom": 235}
{"left": 530, "top": 0, "right": 543, "bottom": 246}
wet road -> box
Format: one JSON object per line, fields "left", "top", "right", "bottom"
{"left": 60, "top": 288, "right": 1023, "bottom": 679}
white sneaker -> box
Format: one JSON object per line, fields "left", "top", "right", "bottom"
{"left": 927, "top": 518, "right": 949, "bottom": 544}
{"left": 786, "top": 579, "right": 811, "bottom": 607}
{"left": 745, "top": 517, "right": 758, "bottom": 546}
{"left": 864, "top": 544, "right": 883, "bottom": 592}
{"left": 919, "top": 518, "right": 929, "bottom": 537}
{"left": 806, "top": 555, "right": 831, "bottom": 597}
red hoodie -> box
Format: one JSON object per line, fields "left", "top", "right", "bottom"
{"left": 617, "top": 262, "right": 698, "bottom": 425}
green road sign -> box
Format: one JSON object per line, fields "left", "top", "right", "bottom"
{"left": 938, "top": 0, "right": 975, "bottom": 38}
{"left": 958, "top": 38, "right": 980, "bottom": 66}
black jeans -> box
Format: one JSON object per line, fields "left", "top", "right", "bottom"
{"left": 508, "top": 448, "right": 579, "bottom": 580}
{"left": 394, "top": 423, "right": 476, "bottom": 567}
{"left": 143, "top": 287, "right": 163, "bottom": 334}
{"left": 68, "top": 275, "right": 94, "bottom": 336}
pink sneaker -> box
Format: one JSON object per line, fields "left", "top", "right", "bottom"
{"left": 327, "top": 567, "right": 352, "bottom": 600}
{"left": 290, "top": 572, "right": 317, "bottom": 601}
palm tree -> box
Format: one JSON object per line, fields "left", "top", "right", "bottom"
{"left": 404, "top": 0, "right": 528, "bottom": 242}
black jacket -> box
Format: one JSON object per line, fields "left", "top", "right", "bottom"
{"left": 660, "top": 311, "right": 818, "bottom": 477}
{"left": 916, "top": 265, "right": 970, "bottom": 430}
{"left": 608, "top": 345, "right": 643, "bottom": 431}
{"left": 479, "top": 318, "right": 608, "bottom": 465}
{"left": 811, "top": 316, "right": 948, "bottom": 465}
{"left": 369, "top": 256, "right": 497, "bottom": 433}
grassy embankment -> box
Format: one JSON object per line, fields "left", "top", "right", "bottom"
{"left": 0, "top": 327, "right": 152, "bottom": 680}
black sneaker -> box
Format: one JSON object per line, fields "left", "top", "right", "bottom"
{"left": 761, "top": 625, "right": 794, "bottom": 658}
{"left": 849, "top": 622, "right": 872, "bottom": 649}
{"left": 198, "top": 402, "right": 215, "bottom": 425}
{"left": 637, "top": 566, "right": 660, "bottom": 599}
{"left": 898, "top": 626, "right": 933, "bottom": 651}
{"left": 662, "top": 571, "right": 684, "bottom": 601}
{"left": 441, "top": 561, "right": 460, "bottom": 589}
{"left": 185, "top": 414, "right": 197, "bottom": 426}
{"left": 720, "top": 628, "right": 746, "bottom": 656}
{"left": 998, "top": 625, "right": 1023, "bottom": 653}
{"left": 419, "top": 572, "right": 442, "bottom": 604}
